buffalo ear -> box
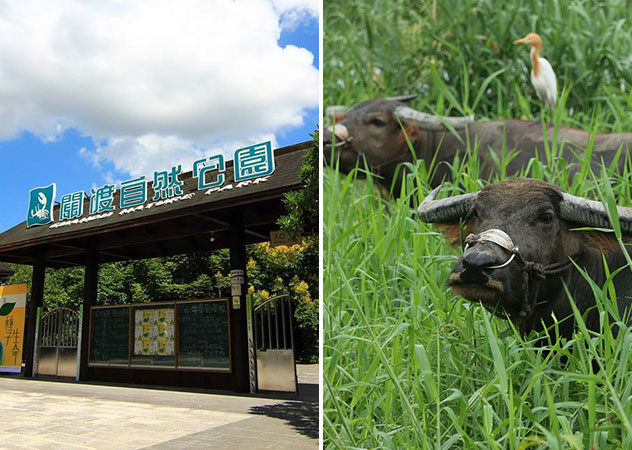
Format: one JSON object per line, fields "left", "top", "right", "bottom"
{"left": 436, "top": 222, "right": 468, "bottom": 247}
{"left": 397, "top": 123, "right": 421, "bottom": 148}
{"left": 584, "top": 231, "right": 625, "bottom": 252}
{"left": 334, "top": 113, "right": 346, "bottom": 123}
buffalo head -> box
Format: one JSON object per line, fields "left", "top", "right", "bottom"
{"left": 323, "top": 95, "right": 473, "bottom": 175}
{"left": 418, "top": 178, "right": 632, "bottom": 333}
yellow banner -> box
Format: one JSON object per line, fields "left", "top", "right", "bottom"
{"left": 0, "top": 284, "right": 27, "bottom": 373}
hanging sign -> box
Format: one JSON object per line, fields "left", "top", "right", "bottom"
{"left": 0, "top": 284, "right": 27, "bottom": 373}
{"left": 270, "top": 230, "right": 302, "bottom": 247}
{"left": 26, "top": 141, "right": 276, "bottom": 229}
{"left": 230, "top": 269, "right": 244, "bottom": 296}
{"left": 231, "top": 270, "right": 245, "bottom": 285}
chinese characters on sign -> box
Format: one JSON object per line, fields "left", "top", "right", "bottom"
{"left": 193, "top": 155, "right": 225, "bottom": 190}
{"left": 26, "top": 141, "right": 276, "bottom": 228}
{"left": 120, "top": 177, "right": 147, "bottom": 208}
{"left": 0, "top": 284, "right": 27, "bottom": 374}
{"left": 60, "top": 191, "right": 84, "bottom": 220}
{"left": 234, "top": 142, "right": 275, "bottom": 181}
{"left": 90, "top": 184, "right": 116, "bottom": 214}
{"left": 153, "top": 165, "right": 183, "bottom": 200}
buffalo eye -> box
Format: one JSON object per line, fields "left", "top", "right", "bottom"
{"left": 538, "top": 212, "right": 554, "bottom": 224}
{"left": 369, "top": 117, "right": 386, "bottom": 127}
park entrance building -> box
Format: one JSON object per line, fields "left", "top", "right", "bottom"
{"left": 0, "top": 141, "right": 310, "bottom": 392}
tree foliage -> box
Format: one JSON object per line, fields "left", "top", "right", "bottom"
{"left": 5, "top": 236, "right": 318, "bottom": 362}
{"left": 278, "top": 130, "right": 319, "bottom": 237}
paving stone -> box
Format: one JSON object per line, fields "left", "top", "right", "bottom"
{"left": 0, "top": 364, "right": 318, "bottom": 449}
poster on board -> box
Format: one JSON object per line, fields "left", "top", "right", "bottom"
{"left": 133, "top": 307, "right": 175, "bottom": 356}
{"left": 0, "top": 284, "right": 27, "bottom": 373}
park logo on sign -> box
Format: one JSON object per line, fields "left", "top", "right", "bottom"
{"left": 26, "top": 184, "right": 56, "bottom": 228}
{"left": 25, "top": 141, "right": 276, "bottom": 229}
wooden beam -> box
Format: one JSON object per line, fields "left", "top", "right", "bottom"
{"left": 244, "top": 229, "right": 268, "bottom": 240}
{"left": 48, "top": 242, "right": 86, "bottom": 251}
{"left": 99, "top": 250, "right": 134, "bottom": 260}
{"left": 36, "top": 221, "right": 228, "bottom": 260}
{"left": 193, "top": 213, "right": 230, "bottom": 227}
{"left": 24, "top": 257, "right": 45, "bottom": 377}
{"left": 98, "top": 222, "right": 228, "bottom": 251}
{"left": 79, "top": 240, "right": 98, "bottom": 381}
{"left": 195, "top": 210, "right": 269, "bottom": 241}
{"left": 47, "top": 258, "right": 83, "bottom": 267}
{"left": 229, "top": 208, "right": 249, "bottom": 393}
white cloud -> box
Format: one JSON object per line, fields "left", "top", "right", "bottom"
{"left": 0, "top": 0, "right": 318, "bottom": 176}
{"left": 84, "top": 133, "right": 277, "bottom": 178}
{"left": 272, "top": 0, "right": 318, "bottom": 15}
{"left": 272, "top": 0, "right": 318, "bottom": 30}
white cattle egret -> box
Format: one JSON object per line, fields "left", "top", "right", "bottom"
{"left": 514, "top": 33, "right": 557, "bottom": 111}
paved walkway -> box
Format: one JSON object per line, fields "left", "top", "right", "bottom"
{"left": 0, "top": 364, "right": 319, "bottom": 449}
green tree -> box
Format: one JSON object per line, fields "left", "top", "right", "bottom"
{"left": 277, "top": 130, "right": 319, "bottom": 237}
{"left": 246, "top": 237, "right": 318, "bottom": 362}
{"left": 5, "top": 239, "right": 319, "bottom": 362}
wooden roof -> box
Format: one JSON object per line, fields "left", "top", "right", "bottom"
{"left": 0, "top": 262, "right": 14, "bottom": 280}
{"left": 0, "top": 141, "right": 310, "bottom": 268}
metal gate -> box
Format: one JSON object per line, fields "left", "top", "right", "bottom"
{"left": 35, "top": 307, "right": 80, "bottom": 378}
{"left": 254, "top": 295, "right": 298, "bottom": 392}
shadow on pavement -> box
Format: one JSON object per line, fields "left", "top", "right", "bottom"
{"left": 249, "top": 396, "right": 318, "bottom": 439}
{"left": 249, "top": 377, "right": 318, "bottom": 439}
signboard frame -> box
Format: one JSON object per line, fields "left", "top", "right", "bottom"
{"left": 88, "top": 298, "right": 231, "bottom": 373}
{"left": 270, "top": 230, "right": 302, "bottom": 248}
{"left": 26, "top": 140, "right": 277, "bottom": 230}
{"left": 0, "top": 284, "right": 27, "bottom": 373}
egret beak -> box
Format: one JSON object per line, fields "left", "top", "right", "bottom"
{"left": 513, "top": 37, "right": 527, "bottom": 45}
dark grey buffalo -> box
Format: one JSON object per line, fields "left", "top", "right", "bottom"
{"left": 324, "top": 96, "right": 632, "bottom": 196}
{"left": 418, "top": 178, "right": 632, "bottom": 337}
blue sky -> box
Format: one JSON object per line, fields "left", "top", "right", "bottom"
{"left": 0, "top": 0, "right": 319, "bottom": 232}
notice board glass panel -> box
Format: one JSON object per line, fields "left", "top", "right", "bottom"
{"left": 131, "top": 305, "right": 176, "bottom": 367}
{"left": 178, "top": 301, "right": 229, "bottom": 369}
{"left": 90, "top": 307, "right": 130, "bottom": 365}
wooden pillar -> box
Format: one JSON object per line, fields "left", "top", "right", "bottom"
{"left": 229, "top": 208, "right": 249, "bottom": 392}
{"left": 79, "top": 242, "right": 98, "bottom": 381}
{"left": 23, "top": 257, "right": 45, "bottom": 377}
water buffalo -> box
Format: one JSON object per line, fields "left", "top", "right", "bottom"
{"left": 324, "top": 96, "right": 632, "bottom": 196}
{"left": 418, "top": 178, "right": 632, "bottom": 337}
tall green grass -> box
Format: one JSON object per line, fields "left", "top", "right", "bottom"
{"left": 324, "top": 155, "right": 632, "bottom": 449}
{"left": 325, "top": 0, "right": 632, "bottom": 130}
{"left": 324, "top": 1, "right": 632, "bottom": 448}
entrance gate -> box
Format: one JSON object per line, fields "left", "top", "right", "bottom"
{"left": 35, "top": 307, "right": 80, "bottom": 378}
{"left": 254, "top": 295, "right": 298, "bottom": 392}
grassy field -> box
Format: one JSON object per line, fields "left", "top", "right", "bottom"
{"left": 324, "top": 1, "right": 632, "bottom": 448}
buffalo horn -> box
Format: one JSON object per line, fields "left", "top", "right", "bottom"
{"left": 385, "top": 94, "right": 418, "bottom": 103}
{"left": 418, "top": 185, "right": 479, "bottom": 223}
{"left": 394, "top": 106, "right": 474, "bottom": 131}
{"left": 326, "top": 105, "right": 348, "bottom": 119}
{"left": 560, "top": 192, "right": 632, "bottom": 233}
